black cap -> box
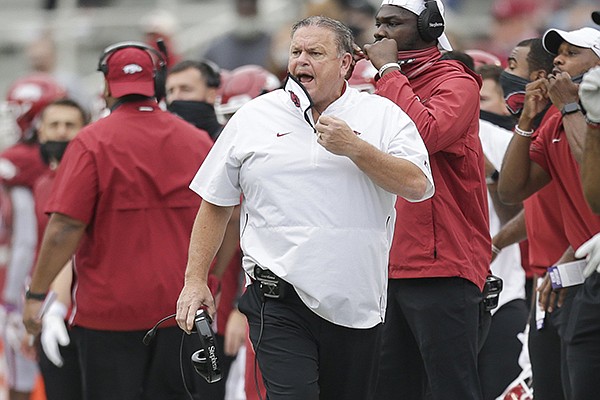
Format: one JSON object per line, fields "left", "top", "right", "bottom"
{"left": 593, "top": 11, "right": 600, "bottom": 25}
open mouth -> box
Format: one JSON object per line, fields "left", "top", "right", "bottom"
{"left": 296, "top": 73, "right": 314, "bottom": 85}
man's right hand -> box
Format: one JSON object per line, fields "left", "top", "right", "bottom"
{"left": 537, "top": 273, "right": 567, "bottom": 313}
{"left": 521, "top": 79, "right": 550, "bottom": 122}
{"left": 176, "top": 278, "right": 216, "bottom": 334}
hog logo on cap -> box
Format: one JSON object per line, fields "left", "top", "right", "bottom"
{"left": 123, "top": 64, "right": 143, "bottom": 74}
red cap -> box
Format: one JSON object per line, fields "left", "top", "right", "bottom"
{"left": 105, "top": 47, "right": 155, "bottom": 97}
{"left": 492, "top": 0, "right": 538, "bottom": 20}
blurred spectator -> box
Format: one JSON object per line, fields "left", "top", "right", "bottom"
{"left": 347, "top": 58, "right": 378, "bottom": 93}
{"left": 466, "top": 49, "right": 502, "bottom": 69}
{"left": 26, "top": 35, "right": 92, "bottom": 114}
{"left": 42, "top": 0, "right": 115, "bottom": 9}
{"left": 486, "top": 0, "right": 552, "bottom": 65}
{"left": 0, "top": 73, "right": 66, "bottom": 400}
{"left": 201, "top": 0, "right": 273, "bottom": 70}
{"left": 140, "top": 9, "right": 181, "bottom": 69}
{"left": 344, "top": 2, "right": 377, "bottom": 47}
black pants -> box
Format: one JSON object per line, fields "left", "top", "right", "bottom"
{"left": 38, "top": 322, "right": 83, "bottom": 400}
{"left": 71, "top": 325, "right": 212, "bottom": 400}
{"left": 195, "top": 333, "right": 236, "bottom": 400}
{"left": 238, "top": 280, "right": 382, "bottom": 400}
{"left": 527, "top": 283, "right": 576, "bottom": 400}
{"left": 478, "top": 299, "right": 529, "bottom": 400}
{"left": 374, "top": 277, "right": 483, "bottom": 400}
{"left": 565, "top": 273, "right": 600, "bottom": 400}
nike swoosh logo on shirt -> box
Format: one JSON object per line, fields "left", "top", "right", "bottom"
{"left": 276, "top": 132, "right": 292, "bottom": 137}
{"left": 552, "top": 138, "right": 561, "bottom": 143}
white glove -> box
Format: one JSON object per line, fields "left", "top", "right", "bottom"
{"left": 579, "top": 65, "right": 600, "bottom": 123}
{"left": 41, "top": 301, "right": 69, "bottom": 367}
{"left": 575, "top": 232, "right": 600, "bottom": 278}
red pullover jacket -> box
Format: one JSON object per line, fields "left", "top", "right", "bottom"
{"left": 376, "top": 47, "right": 490, "bottom": 290}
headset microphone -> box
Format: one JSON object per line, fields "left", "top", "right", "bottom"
{"left": 156, "top": 38, "right": 169, "bottom": 61}
{"left": 143, "top": 313, "right": 176, "bottom": 345}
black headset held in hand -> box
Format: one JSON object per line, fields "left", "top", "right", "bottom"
{"left": 417, "top": 1, "right": 445, "bottom": 43}
{"left": 97, "top": 41, "right": 167, "bottom": 101}
{"left": 143, "top": 310, "right": 222, "bottom": 384}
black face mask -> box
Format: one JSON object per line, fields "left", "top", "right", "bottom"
{"left": 167, "top": 100, "right": 222, "bottom": 140}
{"left": 499, "top": 71, "right": 530, "bottom": 116}
{"left": 480, "top": 110, "right": 517, "bottom": 131}
{"left": 40, "top": 140, "right": 70, "bottom": 165}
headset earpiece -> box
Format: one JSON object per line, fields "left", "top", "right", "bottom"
{"left": 417, "top": 1, "right": 445, "bottom": 43}
{"left": 199, "top": 59, "right": 222, "bottom": 88}
{"left": 97, "top": 41, "right": 167, "bottom": 101}
{"left": 191, "top": 310, "right": 222, "bottom": 383}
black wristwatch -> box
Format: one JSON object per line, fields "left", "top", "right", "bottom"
{"left": 486, "top": 169, "right": 499, "bottom": 185}
{"left": 561, "top": 102, "right": 581, "bottom": 117}
{"left": 25, "top": 287, "right": 47, "bottom": 301}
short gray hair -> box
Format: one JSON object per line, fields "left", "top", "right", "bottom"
{"left": 291, "top": 16, "right": 354, "bottom": 57}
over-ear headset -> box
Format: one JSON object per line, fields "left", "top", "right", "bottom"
{"left": 198, "top": 59, "right": 222, "bottom": 88}
{"left": 417, "top": 1, "right": 445, "bottom": 43}
{"left": 97, "top": 41, "right": 167, "bottom": 101}
{"left": 190, "top": 309, "right": 222, "bottom": 383}
{"left": 143, "top": 310, "right": 222, "bottom": 384}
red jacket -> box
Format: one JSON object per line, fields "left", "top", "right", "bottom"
{"left": 376, "top": 47, "right": 490, "bottom": 290}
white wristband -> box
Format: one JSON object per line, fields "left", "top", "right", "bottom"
{"left": 378, "top": 62, "right": 400, "bottom": 78}
{"left": 492, "top": 244, "right": 502, "bottom": 255}
{"left": 514, "top": 124, "right": 533, "bottom": 138}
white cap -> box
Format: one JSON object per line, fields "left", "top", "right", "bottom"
{"left": 542, "top": 27, "right": 600, "bottom": 59}
{"left": 380, "top": 0, "right": 453, "bottom": 51}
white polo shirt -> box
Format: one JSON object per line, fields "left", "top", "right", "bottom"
{"left": 190, "top": 77, "right": 434, "bottom": 328}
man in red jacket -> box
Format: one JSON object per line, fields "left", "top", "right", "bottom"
{"left": 364, "top": 1, "right": 490, "bottom": 399}
{"left": 22, "top": 42, "right": 215, "bottom": 399}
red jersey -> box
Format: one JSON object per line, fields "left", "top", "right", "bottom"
{"left": 33, "top": 170, "right": 55, "bottom": 251}
{"left": 523, "top": 107, "right": 569, "bottom": 274}
{"left": 0, "top": 142, "right": 48, "bottom": 189}
{"left": 376, "top": 47, "right": 490, "bottom": 290}
{"left": 530, "top": 109, "right": 600, "bottom": 250}
{"left": 46, "top": 99, "right": 213, "bottom": 330}
{"left": 523, "top": 185, "right": 569, "bottom": 274}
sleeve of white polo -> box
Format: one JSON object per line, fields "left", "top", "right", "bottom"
{"left": 386, "top": 109, "right": 435, "bottom": 201}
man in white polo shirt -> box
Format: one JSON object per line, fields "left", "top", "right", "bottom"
{"left": 176, "top": 15, "right": 434, "bottom": 400}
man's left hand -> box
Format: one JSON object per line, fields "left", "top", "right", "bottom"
{"left": 547, "top": 71, "right": 579, "bottom": 111}
{"left": 575, "top": 233, "right": 600, "bottom": 278}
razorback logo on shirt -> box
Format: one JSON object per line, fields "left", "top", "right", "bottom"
{"left": 289, "top": 91, "right": 301, "bottom": 108}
